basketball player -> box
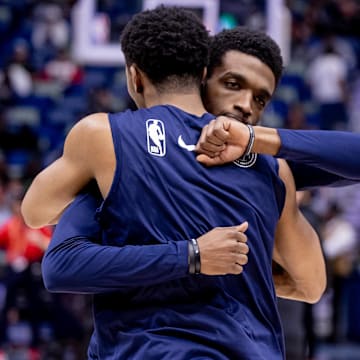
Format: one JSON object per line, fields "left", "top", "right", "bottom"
{"left": 22, "top": 6, "right": 325, "bottom": 359}
{"left": 40, "top": 27, "right": 360, "bottom": 296}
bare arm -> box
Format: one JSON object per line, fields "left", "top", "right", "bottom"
{"left": 272, "top": 159, "right": 326, "bottom": 303}
{"left": 21, "top": 112, "right": 113, "bottom": 228}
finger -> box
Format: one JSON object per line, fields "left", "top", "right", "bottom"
{"left": 196, "top": 149, "right": 222, "bottom": 158}
{"left": 200, "top": 141, "right": 226, "bottom": 153}
{"left": 197, "top": 122, "right": 226, "bottom": 152}
{"left": 236, "top": 221, "right": 248, "bottom": 233}
{"left": 237, "top": 243, "right": 249, "bottom": 255}
{"left": 196, "top": 120, "right": 229, "bottom": 153}
{"left": 232, "top": 263, "right": 243, "bottom": 275}
{"left": 206, "top": 121, "right": 229, "bottom": 145}
{"left": 235, "top": 233, "right": 247, "bottom": 244}
{"left": 197, "top": 141, "right": 225, "bottom": 155}
{"left": 196, "top": 154, "right": 224, "bottom": 166}
{"left": 195, "top": 124, "right": 208, "bottom": 150}
{"left": 235, "top": 253, "right": 248, "bottom": 266}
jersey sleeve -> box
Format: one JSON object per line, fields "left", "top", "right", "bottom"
{"left": 276, "top": 129, "right": 360, "bottom": 189}
{"left": 42, "top": 188, "right": 188, "bottom": 294}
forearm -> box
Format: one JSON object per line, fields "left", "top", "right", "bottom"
{"left": 252, "top": 126, "right": 281, "bottom": 155}
{"left": 274, "top": 160, "right": 326, "bottom": 304}
{"left": 21, "top": 158, "right": 86, "bottom": 228}
{"left": 42, "top": 237, "right": 188, "bottom": 294}
{"left": 22, "top": 173, "right": 70, "bottom": 228}
{"left": 22, "top": 116, "right": 105, "bottom": 228}
{"left": 273, "top": 262, "right": 314, "bottom": 302}
{"left": 273, "top": 225, "right": 326, "bottom": 304}
{"left": 42, "top": 190, "right": 188, "bottom": 293}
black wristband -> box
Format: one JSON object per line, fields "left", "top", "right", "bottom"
{"left": 190, "top": 238, "right": 201, "bottom": 274}
{"left": 188, "top": 240, "right": 196, "bottom": 274}
{"left": 244, "top": 124, "right": 255, "bottom": 156}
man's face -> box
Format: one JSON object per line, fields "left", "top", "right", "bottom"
{"left": 203, "top": 51, "right": 276, "bottom": 125}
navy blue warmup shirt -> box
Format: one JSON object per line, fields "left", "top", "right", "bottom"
{"left": 88, "top": 105, "right": 286, "bottom": 359}
{"left": 43, "top": 107, "right": 360, "bottom": 359}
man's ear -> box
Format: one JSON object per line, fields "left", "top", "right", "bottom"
{"left": 129, "top": 64, "right": 144, "bottom": 93}
{"left": 201, "top": 67, "right": 207, "bottom": 83}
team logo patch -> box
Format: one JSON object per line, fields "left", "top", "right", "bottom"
{"left": 233, "top": 153, "right": 258, "bottom": 168}
{"left": 146, "top": 119, "right": 166, "bottom": 157}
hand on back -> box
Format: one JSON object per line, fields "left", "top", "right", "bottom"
{"left": 196, "top": 116, "right": 250, "bottom": 166}
{"left": 197, "top": 221, "right": 249, "bottom": 275}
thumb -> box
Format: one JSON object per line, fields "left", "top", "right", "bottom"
{"left": 196, "top": 154, "right": 222, "bottom": 166}
{"left": 236, "top": 221, "right": 249, "bottom": 232}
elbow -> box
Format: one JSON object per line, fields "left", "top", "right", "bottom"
{"left": 41, "top": 253, "right": 68, "bottom": 292}
{"left": 303, "top": 277, "right": 327, "bottom": 304}
{"left": 41, "top": 256, "right": 59, "bottom": 292}
{"left": 21, "top": 199, "right": 44, "bottom": 229}
{"left": 42, "top": 273, "right": 59, "bottom": 293}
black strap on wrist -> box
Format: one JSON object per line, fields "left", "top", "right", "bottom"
{"left": 244, "top": 124, "right": 255, "bottom": 156}
{"left": 188, "top": 240, "right": 195, "bottom": 274}
{"left": 188, "top": 238, "right": 201, "bottom": 274}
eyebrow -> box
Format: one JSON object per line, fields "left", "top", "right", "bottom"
{"left": 223, "top": 71, "right": 272, "bottom": 100}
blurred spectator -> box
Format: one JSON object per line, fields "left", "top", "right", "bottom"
{"left": 285, "top": 102, "right": 311, "bottom": 129}
{"left": 88, "top": 87, "right": 120, "bottom": 113}
{"left": 319, "top": 0, "right": 360, "bottom": 37}
{"left": 0, "top": 185, "right": 52, "bottom": 347}
{"left": 2, "top": 40, "right": 34, "bottom": 99}
{"left": 321, "top": 202, "right": 358, "bottom": 343}
{"left": 0, "top": 176, "right": 11, "bottom": 228}
{"left": 42, "top": 48, "right": 83, "bottom": 90}
{"left": 31, "top": 2, "right": 70, "bottom": 50}
{"left": 306, "top": 38, "right": 350, "bottom": 130}
{"left": 0, "top": 187, "right": 51, "bottom": 273}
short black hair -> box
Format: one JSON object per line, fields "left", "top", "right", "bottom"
{"left": 208, "top": 27, "right": 284, "bottom": 86}
{"left": 120, "top": 6, "right": 209, "bottom": 91}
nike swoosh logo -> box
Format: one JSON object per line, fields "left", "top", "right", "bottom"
{"left": 177, "top": 135, "right": 196, "bottom": 151}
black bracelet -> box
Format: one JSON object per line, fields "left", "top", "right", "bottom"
{"left": 190, "top": 238, "right": 201, "bottom": 274}
{"left": 244, "top": 124, "right": 255, "bottom": 157}
{"left": 188, "top": 240, "right": 196, "bottom": 274}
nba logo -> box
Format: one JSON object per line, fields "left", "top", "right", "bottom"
{"left": 146, "top": 119, "right": 166, "bottom": 157}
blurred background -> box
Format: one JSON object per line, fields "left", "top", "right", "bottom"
{"left": 0, "top": 0, "right": 360, "bottom": 359}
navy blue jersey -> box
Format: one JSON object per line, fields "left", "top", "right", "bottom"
{"left": 91, "top": 105, "right": 286, "bottom": 359}
{"left": 41, "top": 109, "right": 360, "bottom": 358}
{"left": 277, "top": 129, "right": 360, "bottom": 189}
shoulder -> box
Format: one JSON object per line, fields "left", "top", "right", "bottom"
{"left": 70, "top": 112, "right": 110, "bottom": 134}
{"left": 64, "top": 113, "right": 110, "bottom": 149}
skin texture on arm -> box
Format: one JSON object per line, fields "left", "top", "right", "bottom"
{"left": 21, "top": 112, "right": 114, "bottom": 228}
{"left": 272, "top": 159, "right": 326, "bottom": 303}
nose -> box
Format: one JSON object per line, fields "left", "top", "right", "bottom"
{"left": 233, "top": 90, "right": 253, "bottom": 119}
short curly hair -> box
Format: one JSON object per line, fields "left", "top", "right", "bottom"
{"left": 208, "top": 27, "right": 284, "bottom": 86}
{"left": 120, "top": 6, "right": 210, "bottom": 91}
